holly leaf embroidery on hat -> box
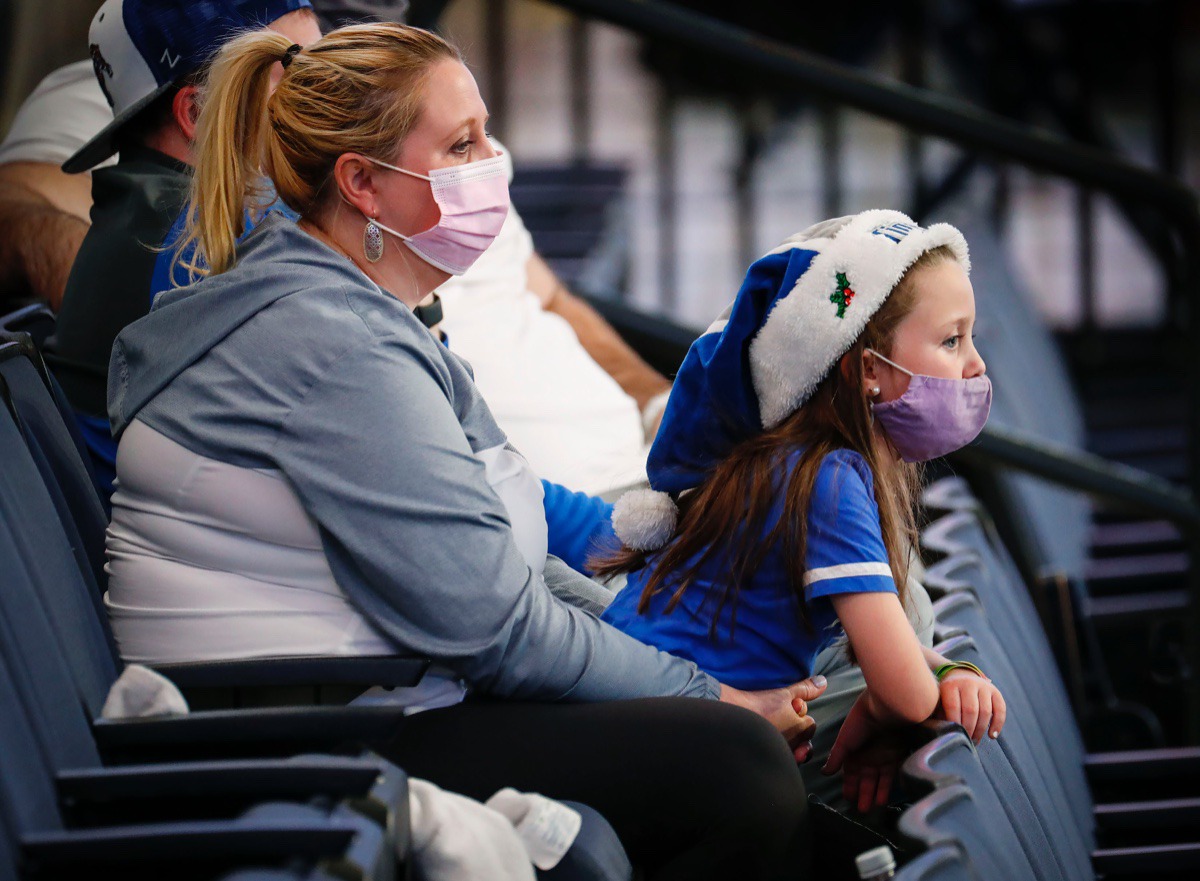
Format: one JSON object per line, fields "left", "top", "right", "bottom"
{"left": 830, "top": 271, "right": 855, "bottom": 319}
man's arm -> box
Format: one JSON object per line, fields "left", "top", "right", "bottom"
{"left": 526, "top": 252, "right": 671, "bottom": 412}
{"left": 0, "top": 162, "right": 92, "bottom": 310}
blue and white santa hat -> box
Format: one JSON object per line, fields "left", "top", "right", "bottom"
{"left": 612, "top": 209, "right": 970, "bottom": 552}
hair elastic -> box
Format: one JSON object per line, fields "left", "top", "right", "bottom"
{"left": 280, "top": 43, "right": 302, "bottom": 68}
{"left": 934, "top": 661, "right": 989, "bottom": 682}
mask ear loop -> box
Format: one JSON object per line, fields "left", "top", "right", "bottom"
{"left": 330, "top": 166, "right": 424, "bottom": 302}
{"left": 363, "top": 155, "right": 432, "bottom": 182}
{"left": 865, "top": 348, "right": 915, "bottom": 378}
{"left": 335, "top": 157, "right": 422, "bottom": 244}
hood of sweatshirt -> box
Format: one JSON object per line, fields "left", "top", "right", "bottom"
{"left": 108, "top": 214, "right": 373, "bottom": 438}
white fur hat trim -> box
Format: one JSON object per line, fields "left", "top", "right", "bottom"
{"left": 611, "top": 488, "right": 679, "bottom": 552}
{"left": 750, "top": 209, "right": 969, "bottom": 428}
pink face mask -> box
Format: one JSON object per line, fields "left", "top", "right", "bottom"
{"left": 365, "top": 152, "right": 510, "bottom": 276}
{"left": 867, "top": 348, "right": 992, "bottom": 463}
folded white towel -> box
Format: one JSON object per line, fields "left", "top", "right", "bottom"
{"left": 100, "top": 664, "right": 189, "bottom": 720}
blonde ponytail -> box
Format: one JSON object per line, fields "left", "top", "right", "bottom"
{"left": 174, "top": 22, "right": 458, "bottom": 282}
{"left": 178, "top": 30, "right": 293, "bottom": 280}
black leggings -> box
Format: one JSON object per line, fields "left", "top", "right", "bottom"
{"left": 373, "top": 696, "right": 810, "bottom": 881}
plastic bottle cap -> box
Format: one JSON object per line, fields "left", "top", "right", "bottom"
{"left": 856, "top": 845, "right": 896, "bottom": 878}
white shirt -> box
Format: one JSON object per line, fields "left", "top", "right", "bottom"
{"left": 106, "top": 420, "right": 548, "bottom": 712}
{"left": 0, "top": 60, "right": 117, "bottom": 167}
{"left": 438, "top": 168, "right": 649, "bottom": 495}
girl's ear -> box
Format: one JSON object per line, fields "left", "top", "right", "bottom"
{"left": 859, "top": 348, "right": 880, "bottom": 387}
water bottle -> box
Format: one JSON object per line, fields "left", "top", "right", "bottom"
{"left": 856, "top": 844, "right": 896, "bottom": 880}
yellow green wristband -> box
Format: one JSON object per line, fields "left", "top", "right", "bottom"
{"left": 935, "top": 661, "right": 989, "bottom": 682}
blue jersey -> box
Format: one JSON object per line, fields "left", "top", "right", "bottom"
{"left": 602, "top": 448, "right": 897, "bottom": 690}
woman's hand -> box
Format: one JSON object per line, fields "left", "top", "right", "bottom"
{"left": 936, "top": 670, "right": 1006, "bottom": 743}
{"left": 719, "top": 675, "right": 828, "bottom": 762}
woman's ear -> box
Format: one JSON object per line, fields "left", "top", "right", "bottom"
{"left": 332, "top": 153, "right": 378, "bottom": 220}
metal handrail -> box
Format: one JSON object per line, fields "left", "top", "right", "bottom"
{"left": 536, "top": 0, "right": 1200, "bottom": 735}
{"left": 957, "top": 425, "right": 1200, "bottom": 531}
{"left": 540, "top": 0, "right": 1199, "bottom": 223}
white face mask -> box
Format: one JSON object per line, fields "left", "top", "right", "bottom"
{"left": 361, "top": 153, "right": 510, "bottom": 275}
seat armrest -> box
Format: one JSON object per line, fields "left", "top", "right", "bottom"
{"left": 20, "top": 817, "right": 358, "bottom": 873}
{"left": 58, "top": 756, "right": 407, "bottom": 832}
{"left": 57, "top": 756, "right": 383, "bottom": 804}
{"left": 153, "top": 654, "right": 431, "bottom": 689}
{"left": 93, "top": 704, "right": 409, "bottom": 764}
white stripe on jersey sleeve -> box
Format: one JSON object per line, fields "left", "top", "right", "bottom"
{"left": 803, "top": 562, "right": 893, "bottom": 586}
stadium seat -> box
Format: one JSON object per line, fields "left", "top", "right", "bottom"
{"left": 0, "top": 304, "right": 55, "bottom": 349}
{"left": 1, "top": 332, "right": 109, "bottom": 588}
{"left": 0, "top": 649, "right": 402, "bottom": 881}
{"left": 891, "top": 844, "right": 975, "bottom": 881}
{"left": 922, "top": 476, "right": 1166, "bottom": 747}
{"left": 902, "top": 777, "right": 1032, "bottom": 881}
{"left": 929, "top": 581, "right": 1093, "bottom": 843}
{"left": 0, "top": 336, "right": 443, "bottom": 767}
{"left": 933, "top": 633, "right": 1093, "bottom": 880}
{"left": 899, "top": 727, "right": 1037, "bottom": 880}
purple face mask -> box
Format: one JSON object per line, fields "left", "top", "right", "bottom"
{"left": 867, "top": 349, "right": 992, "bottom": 463}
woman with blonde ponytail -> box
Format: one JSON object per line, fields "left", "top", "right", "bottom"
{"left": 105, "top": 21, "right": 828, "bottom": 880}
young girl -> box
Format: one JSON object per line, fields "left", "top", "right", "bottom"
{"left": 598, "top": 210, "right": 1006, "bottom": 809}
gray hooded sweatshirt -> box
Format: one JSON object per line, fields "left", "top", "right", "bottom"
{"left": 109, "top": 214, "right": 719, "bottom": 702}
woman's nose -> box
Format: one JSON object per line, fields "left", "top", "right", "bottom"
{"left": 481, "top": 135, "right": 500, "bottom": 160}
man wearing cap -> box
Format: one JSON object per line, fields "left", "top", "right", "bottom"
{"left": 38, "top": 0, "right": 320, "bottom": 493}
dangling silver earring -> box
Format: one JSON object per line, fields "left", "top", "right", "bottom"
{"left": 363, "top": 217, "right": 384, "bottom": 263}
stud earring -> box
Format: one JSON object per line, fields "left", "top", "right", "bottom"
{"left": 363, "top": 217, "right": 384, "bottom": 263}
{"left": 869, "top": 386, "right": 880, "bottom": 397}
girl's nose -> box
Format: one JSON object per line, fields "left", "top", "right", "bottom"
{"left": 965, "top": 342, "right": 986, "bottom": 379}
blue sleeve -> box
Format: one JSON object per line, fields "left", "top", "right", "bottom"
{"left": 803, "top": 451, "right": 897, "bottom": 602}
{"left": 149, "top": 209, "right": 193, "bottom": 306}
{"left": 150, "top": 198, "right": 302, "bottom": 308}
{"left": 73, "top": 411, "right": 117, "bottom": 503}
{"left": 541, "top": 480, "right": 616, "bottom": 573}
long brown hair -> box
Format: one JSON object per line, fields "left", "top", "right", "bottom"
{"left": 593, "top": 245, "right": 959, "bottom": 636}
{"left": 176, "top": 22, "right": 459, "bottom": 279}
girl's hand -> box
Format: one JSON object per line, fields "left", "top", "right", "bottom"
{"left": 937, "top": 670, "right": 1006, "bottom": 743}
{"left": 840, "top": 734, "right": 908, "bottom": 813}
{"left": 822, "top": 690, "right": 885, "bottom": 776}
{"left": 720, "top": 676, "right": 828, "bottom": 762}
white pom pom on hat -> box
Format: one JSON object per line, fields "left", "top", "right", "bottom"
{"left": 611, "top": 488, "right": 678, "bottom": 552}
